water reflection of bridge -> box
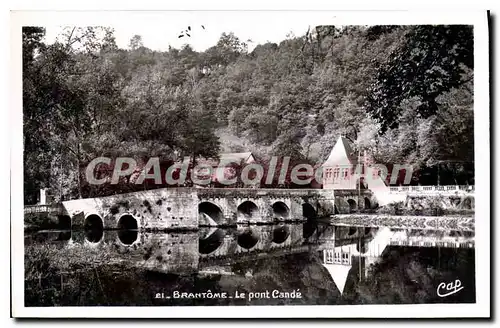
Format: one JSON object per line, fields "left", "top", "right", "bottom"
{"left": 30, "top": 219, "right": 475, "bottom": 297}
{"left": 35, "top": 219, "right": 474, "bottom": 273}
{"left": 332, "top": 214, "right": 474, "bottom": 232}
{"left": 320, "top": 224, "right": 474, "bottom": 295}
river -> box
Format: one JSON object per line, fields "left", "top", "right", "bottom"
{"left": 24, "top": 220, "right": 475, "bottom": 306}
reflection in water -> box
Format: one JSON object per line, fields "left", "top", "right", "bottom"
{"left": 272, "top": 225, "right": 290, "bottom": 244}
{"left": 237, "top": 227, "right": 260, "bottom": 249}
{"left": 25, "top": 231, "right": 71, "bottom": 245}
{"left": 302, "top": 219, "right": 317, "bottom": 239}
{"left": 85, "top": 229, "right": 103, "bottom": 243}
{"left": 57, "top": 230, "right": 71, "bottom": 242}
{"left": 24, "top": 220, "right": 476, "bottom": 307}
{"left": 199, "top": 228, "right": 226, "bottom": 254}
{"left": 118, "top": 229, "right": 139, "bottom": 245}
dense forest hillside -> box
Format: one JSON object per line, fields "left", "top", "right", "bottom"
{"left": 23, "top": 25, "right": 474, "bottom": 204}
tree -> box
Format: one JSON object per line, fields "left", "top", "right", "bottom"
{"left": 204, "top": 32, "right": 247, "bottom": 67}
{"left": 242, "top": 107, "right": 279, "bottom": 145}
{"left": 178, "top": 107, "right": 221, "bottom": 169}
{"left": 23, "top": 27, "right": 49, "bottom": 203}
{"left": 23, "top": 27, "right": 124, "bottom": 201}
{"left": 128, "top": 34, "right": 144, "bottom": 50}
{"left": 273, "top": 132, "right": 305, "bottom": 161}
{"left": 365, "top": 25, "right": 473, "bottom": 133}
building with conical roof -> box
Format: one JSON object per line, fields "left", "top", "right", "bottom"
{"left": 322, "top": 136, "right": 360, "bottom": 190}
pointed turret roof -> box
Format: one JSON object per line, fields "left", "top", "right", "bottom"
{"left": 322, "top": 136, "right": 358, "bottom": 167}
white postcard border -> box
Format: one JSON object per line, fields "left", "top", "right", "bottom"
{"left": 10, "top": 9, "right": 490, "bottom": 318}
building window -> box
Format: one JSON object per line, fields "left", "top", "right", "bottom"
{"left": 333, "top": 168, "right": 340, "bottom": 179}
{"left": 343, "top": 168, "right": 349, "bottom": 178}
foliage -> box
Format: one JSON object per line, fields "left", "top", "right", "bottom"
{"left": 365, "top": 25, "right": 473, "bottom": 132}
{"left": 23, "top": 25, "right": 474, "bottom": 203}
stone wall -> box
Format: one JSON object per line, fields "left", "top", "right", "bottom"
{"left": 63, "top": 188, "right": 199, "bottom": 231}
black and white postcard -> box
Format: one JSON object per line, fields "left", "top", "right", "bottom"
{"left": 10, "top": 9, "right": 490, "bottom": 318}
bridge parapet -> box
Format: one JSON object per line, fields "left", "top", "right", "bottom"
{"left": 24, "top": 203, "right": 64, "bottom": 215}
{"left": 389, "top": 185, "right": 474, "bottom": 194}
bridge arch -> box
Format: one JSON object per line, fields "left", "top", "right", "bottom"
{"left": 84, "top": 214, "right": 104, "bottom": 243}
{"left": 237, "top": 201, "right": 259, "bottom": 220}
{"left": 302, "top": 203, "right": 317, "bottom": 220}
{"left": 272, "top": 201, "right": 290, "bottom": 219}
{"left": 117, "top": 214, "right": 138, "bottom": 230}
{"left": 199, "top": 228, "right": 225, "bottom": 254}
{"left": 364, "top": 197, "right": 371, "bottom": 210}
{"left": 237, "top": 227, "right": 260, "bottom": 249}
{"left": 57, "top": 215, "right": 72, "bottom": 230}
{"left": 117, "top": 214, "right": 139, "bottom": 245}
{"left": 272, "top": 225, "right": 290, "bottom": 244}
{"left": 347, "top": 199, "right": 357, "bottom": 212}
{"left": 199, "top": 202, "right": 224, "bottom": 225}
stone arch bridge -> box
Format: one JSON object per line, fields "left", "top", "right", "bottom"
{"left": 60, "top": 188, "right": 362, "bottom": 231}
{"left": 30, "top": 186, "right": 474, "bottom": 232}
